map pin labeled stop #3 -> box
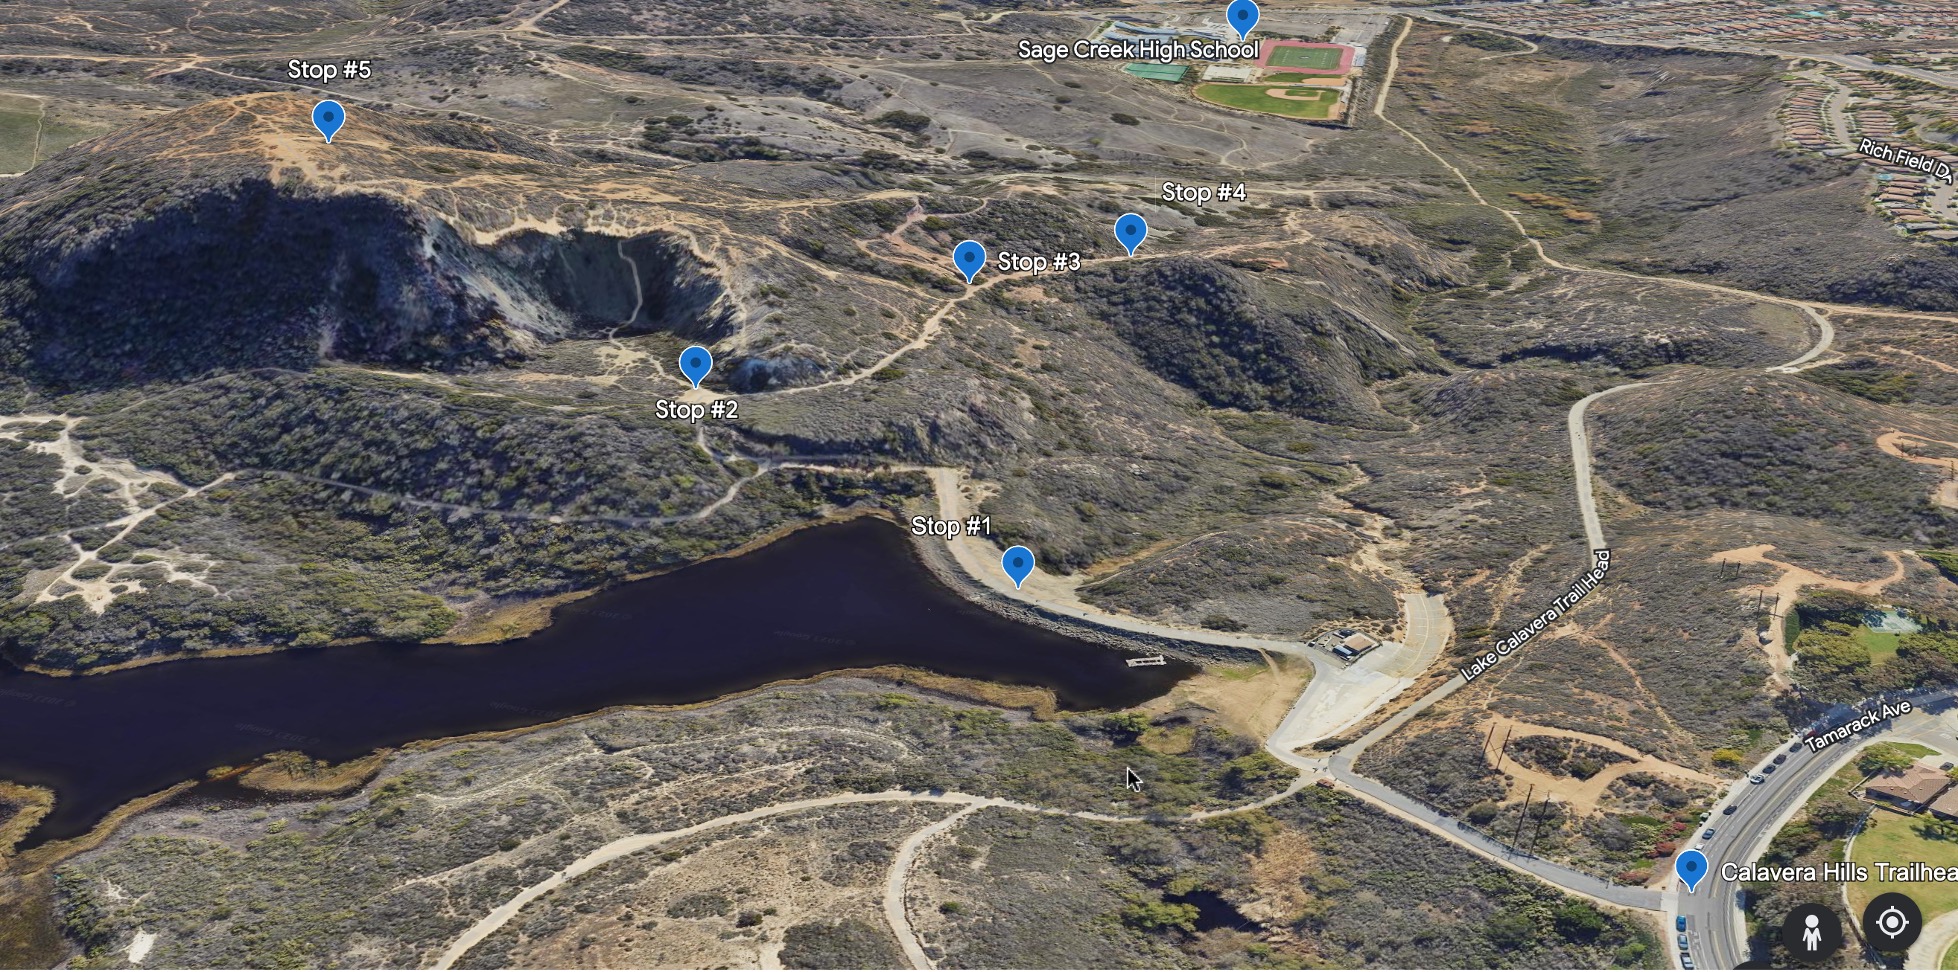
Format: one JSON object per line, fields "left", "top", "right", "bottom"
{"left": 313, "top": 100, "right": 345, "bottom": 143}
{"left": 952, "top": 239, "right": 986, "bottom": 284}
{"left": 1001, "top": 545, "right": 1035, "bottom": 589}
{"left": 1226, "top": 0, "right": 1260, "bottom": 41}
{"left": 678, "top": 345, "right": 713, "bottom": 388}
{"left": 1115, "top": 213, "right": 1148, "bottom": 256}
{"left": 1675, "top": 848, "right": 1707, "bottom": 892}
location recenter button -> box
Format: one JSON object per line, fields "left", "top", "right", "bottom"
{"left": 1863, "top": 891, "right": 1922, "bottom": 952}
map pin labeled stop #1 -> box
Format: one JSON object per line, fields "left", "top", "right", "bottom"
{"left": 1675, "top": 848, "right": 1708, "bottom": 892}
{"left": 678, "top": 345, "right": 713, "bottom": 388}
{"left": 953, "top": 239, "right": 986, "bottom": 284}
{"left": 1002, "top": 545, "right": 1035, "bottom": 589}
{"left": 1115, "top": 213, "right": 1148, "bottom": 256}
{"left": 313, "top": 100, "right": 345, "bottom": 143}
{"left": 1226, "top": 0, "right": 1260, "bottom": 41}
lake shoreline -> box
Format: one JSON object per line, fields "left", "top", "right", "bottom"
{"left": 0, "top": 517, "right": 1196, "bottom": 850}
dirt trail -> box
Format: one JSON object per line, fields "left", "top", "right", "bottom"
{"left": 885, "top": 805, "right": 978, "bottom": 970}
{"left": 1876, "top": 431, "right": 1958, "bottom": 508}
{"left": 0, "top": 414, "right": 228, "bottom": 612}
{"left": 432, "top": 775, "right": 1313, "bottom": 969}
{"left": 1711, "top": 543, "right": 1909, "bottom": 675}
{"left": 1483, "top": 715, "right": 1722, "bottom": 815}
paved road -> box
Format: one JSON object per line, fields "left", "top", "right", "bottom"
{"left": 1270, "top": 593, "right": 1452, "bottom": 751}
{"left": 1330, "top": 749, "right": 1664, "bottom": 911}
{"left": 1567, "top": 383, "right": 1661, "bottom": 552}
{"left": 1677, "top": 691, "right": 1958, "bottom": 969}
{"left": 1302, "top": 670, "right": 1664, "bottom": 911}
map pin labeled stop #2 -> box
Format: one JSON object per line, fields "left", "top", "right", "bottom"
{"left": 952, "top": 239, "right": 986, "bottom": 284}
{"left": 1675, "top": 848, "right": 1707, "bottom": 892}
{"left": 1001, "top": 545, "right": 1035, "bottom": 589}
{"left": 1226, "top": 0, "right": 1260, "bottom": 41}
{"left": 678, "top": 345, "right": 713, "bottom": 388}
{"left": 1115, "top": 213, "right": 1148, "bottom": 256}
{"left": 313, "top": 100, "right": 345, "bottom": 143}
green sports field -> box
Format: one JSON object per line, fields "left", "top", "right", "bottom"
{"left": 1194, "top": 84, "right": 1339, "bottom": 120}
{"left": 1266, "top": 45, "right": 1345, "bottom": 70}
{"left": 0, "top": 95, "right": 41, "bottom": 173}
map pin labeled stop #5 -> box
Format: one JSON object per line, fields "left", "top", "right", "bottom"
{"left": 313, "top": 100, "right": 345, "bottom": 143}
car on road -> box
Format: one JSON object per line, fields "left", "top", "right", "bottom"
{"left": 1681, "top": 953, "right": 1694, "bottom": 969}
{"left": 1773, "top": 753, "right": 1787, "bottom": 764}
{"left": 1723, "top": 804, "right": 1738, "bottom": 815}
{"left": 1749, "top": 774, "right": 1766, "bottom": 784}
{"left": 1677, "top": 916, "right": 1687, "bottom": 932}
{"left": 1763, "top": 764, "right": 1775, "bottom": 774}
{"left": 1678, "top": 933, "right": 1689, "bottom": 949}
{"left": 1702, "top": 829, "right": 1715, "bottom": 839}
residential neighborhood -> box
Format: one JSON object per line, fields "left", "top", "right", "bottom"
{"left": 1438, "top": 0, "right": 1958, "bottom": 46}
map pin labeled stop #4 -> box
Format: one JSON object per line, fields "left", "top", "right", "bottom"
{"left": 1675, "top": 848, "right": 1707, "bottom": 892}
{"left": 1115, "top": 213, "right": 1148, "bottom": 256}
{"left": 313, "top": 100, "right": 345, "bottom": 143}
{"left": 678, "top": 345, "right": 713, "bottom": 388}
{"left": 1226, "top": 0, "right": 1260, "bottom": 41}
{"left": 953, "top": 239, "right": 986, "bottom": 284}
{"left": 1001, "top": 545, "right": 1035, "bottom": 589}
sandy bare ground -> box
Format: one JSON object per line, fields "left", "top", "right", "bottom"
{"left": 1710, "top": 542, "right": 1909, "bottom": 677}
{"left": 0, "top": 414, "right": 228, "bottom": 612}
{"left": 1141, "top": 656, "right": 1310, "bottom": 741}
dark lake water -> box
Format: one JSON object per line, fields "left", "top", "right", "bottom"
{"left": 0, "top": 517, "right": 1191, "bottom": 846}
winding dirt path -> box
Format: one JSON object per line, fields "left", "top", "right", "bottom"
{"left": 1711, "top": 543, "right": 1909, "bottom": 676}
{"left": 885, "top": 805, "right": 979, "bottom": 970}
{"left": 431, "top": 778, "right": 1313, "bottom": 969}
{"left": 1483, "top": 715, "right": 1723, "bottom": 815}
{"left": 1877, "top": 432, "right": 1958, "bottom": 509}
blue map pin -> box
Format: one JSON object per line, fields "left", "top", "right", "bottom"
{"left": 313, "top": 100, "right": 345, "bottom": 143}
{"left": 1227, "top": 0, "right": 1260, "bottom": 41}
{"left": 1675, "top": 848, "right": 1708, "bottom": 892}
{"left": 678, "top": 345, "right": 713, "bottom": 388}
{"left": 1115, "top": 213, "right": 1148, "bottom": 256}
{"left": 1001, "top": 545, "right": 1035, "bottom": 589}
{"left": 953, "top": 239, "right": 986, "bottom": 284}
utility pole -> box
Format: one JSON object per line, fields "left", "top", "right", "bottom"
{"left": 1526, "top": 799, "right": 1553, "bottom": 853}
{"left": 1495, "top": 725, "right": 1514, "bottom": 772}
{"left": 1513, "top": 785, "right": 1534, "bottom": 849}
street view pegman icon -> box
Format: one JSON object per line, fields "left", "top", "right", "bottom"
{"left": 1115, "top": 213, "right": 1148, "bottom": 256}
{"left": 1780, "top": 903, "right": 1841, "bottom": 960}
{"left": 1226, "top": 0, "right": 1260, "bottom": 41}
{"left": 952, "top": 239, "right": 986, "bottom": 284}
{"left": 678, "top": 346, "right": 713, "bottom": 389}
{"left": 1001, "top": 545, "right": 1035, "bottom": 589}
{"left": 312, "top": 100, "right": 345, "bottom": 143}
{"left": 1674, "top": 848, "right": 1707, "bottom": 892}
